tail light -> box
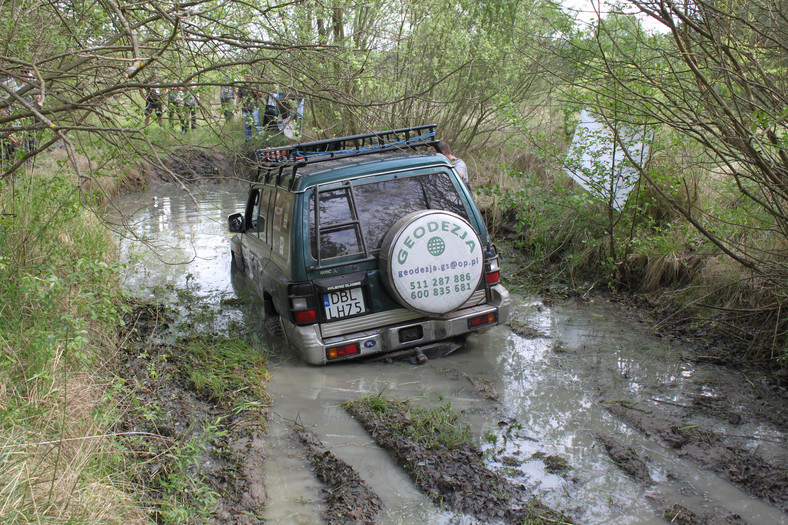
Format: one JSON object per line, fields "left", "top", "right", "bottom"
{"left": 469, "top": 311, "right": 497, "bottom": 328}
{"left": 326, "top": 343, "right": 360, "bottom": 360}
{"left": 288, "top": 282, "right": 318, "bottom": 325}
{"left": 484, "top": 243, "right": 500, "bottom": 286}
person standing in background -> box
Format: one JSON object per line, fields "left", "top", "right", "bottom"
{"left": 220, "top": 81, "right": 235, "bottom": 122}
{"left": 142, "top": 70, "right": 163, "bottom": 126}
{"left": 167, "top": 84, "right": 184, "bottom": 130}
{"left": 434, "top": 140, "right": 469, "bottom": 189}
{"left": 1, "top": 75, "right": 19, "bottom": 111}
{"left": 236, "top": 75, "right": 262, "bottom": 141}
{"left": 0, "top": 106, "right": 21, "bottom": 168}
{"left": 182, "top": 80, "right": 198, "bottom": 133}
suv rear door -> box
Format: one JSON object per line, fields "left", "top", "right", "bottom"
{"left": 303, "top": 168, "right": 483, "bottom": 319}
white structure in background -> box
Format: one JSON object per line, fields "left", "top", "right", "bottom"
{"left": 563, "top": 108, "right": 651, "bottom": 210}
{"left": 281, "top": 96, "right": 305, "bottom": 139}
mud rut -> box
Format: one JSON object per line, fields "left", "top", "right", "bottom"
{"left": 112, "top": 172, "right": 787, "bottom": 525}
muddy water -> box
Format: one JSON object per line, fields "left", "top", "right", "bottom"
{"left": 113, "top": 182, "right": 787, "bottom": 525}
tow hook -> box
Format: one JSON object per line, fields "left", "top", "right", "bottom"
{"left": 408, "top": 348, "right": 428, "bottom": 366}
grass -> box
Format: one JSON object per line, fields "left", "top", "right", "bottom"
{"left": 0, "top": 107, "right": 283, "bottom": 518}
{"left": 406, "top": 402, "right": 473, "bottom": 449}
{"left": 353, "top": 392, "right": 392, "bottom": 414}
{"left": 181, "top": 335, "right": 270, "bottom": 406}
{"left": 120, "top": 324, "right": 270, "bottom": 522}
{"left": 0, "top": 139, "right": 273, "bottom": 523}
{"left": 0, "top": 166, "right": 144, "bottom": 522}
{"left": 471, "top": 117, "right": 788, "bottom": 366}
{"left": 345, "top": 395, "right": 472, "bottom": 450}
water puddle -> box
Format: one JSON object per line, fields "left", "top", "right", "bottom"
{"left": 112, "top": 181, "right": 787, "bottom": 524}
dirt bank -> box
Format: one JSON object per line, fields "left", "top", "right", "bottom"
{"left": 118, "top": 301, "right": 269, "bottom": 523}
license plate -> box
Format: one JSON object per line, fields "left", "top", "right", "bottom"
{"left": 323, "top": 287, "right": 366, "bottom": 320}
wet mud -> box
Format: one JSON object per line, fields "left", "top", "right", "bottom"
{"left": 601, "top": 398, "right": 788, "bottom": 512}
{"left": 660, "top": 503, "right": 748, "bottom": 524}
{"left": 592, "top": 432, "right": 652, "bottom": 484}
{"left": 296, "top": 426, "right": 383, "bottom": 524}
{"left": 143, "top": 147, "right": 248, "bottom": 183}
{"left": 435, "top": 367, "right": 499, "bottom": 401}
{"left": 580, "top": 297, "right": 788, "bottom": 514}
{"left": 118, "top": 302, "right": 269, "bottom": 524}
{"left": 344, "top": 397, "right": 572, "bottom": 524}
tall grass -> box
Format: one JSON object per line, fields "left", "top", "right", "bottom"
{"left": 0, "top": 166, "right": 145, "bottom": 522}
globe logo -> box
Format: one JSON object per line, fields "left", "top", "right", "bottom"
{"left": 427, "top": 236, "right": 446, "bottom": 256}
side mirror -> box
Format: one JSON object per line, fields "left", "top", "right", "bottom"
{"left": 228, "top": 213, "right": 245, "bottom": 233}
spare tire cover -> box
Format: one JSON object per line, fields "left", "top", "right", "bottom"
{"left": 379, "top": 210, "right": 483, "bottom": 315}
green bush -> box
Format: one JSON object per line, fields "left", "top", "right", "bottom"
{"left": 0, "top": 172, "right": 138, "bottom": 522}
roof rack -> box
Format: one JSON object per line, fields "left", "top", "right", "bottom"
{"left": 256, "top": 124, "right": 437, "bottom": 167}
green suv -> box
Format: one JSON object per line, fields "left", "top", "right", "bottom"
{"left": 228, "top": 125, "right": 510, "bottom": 364}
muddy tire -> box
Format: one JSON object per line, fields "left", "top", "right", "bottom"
{"left": 379, "top": 210, "right": 484, "bottom": 315}
{"left": 264, "top": 315, "right": 282, "bottom": 336}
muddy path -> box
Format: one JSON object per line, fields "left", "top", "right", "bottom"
{"left": 111, "top": 180, "right": 787, "bottom": 524}
{"left": 117, "top": 301, "right": 270, "bottom": 523}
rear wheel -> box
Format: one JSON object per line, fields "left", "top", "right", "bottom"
{"left": 264, "top": 315, "right": 282, "bottom": 336}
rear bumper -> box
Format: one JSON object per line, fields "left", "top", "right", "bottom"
{"left": 282, "top": 284, "right": 510, "bottom": 365}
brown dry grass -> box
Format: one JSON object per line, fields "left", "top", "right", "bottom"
{"left": 0, "top": 368, "right": 147, "bottom": 523}
{"left": 642, "top": 252, "right": 682, "bottom": 292}
{"left": 1, "top": 152, "right": 146, "bottom": 523}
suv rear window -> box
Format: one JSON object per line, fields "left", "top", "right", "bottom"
{"left": 309, "top": 172, "right": 469, "bottom": 260}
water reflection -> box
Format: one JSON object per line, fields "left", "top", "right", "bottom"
{"left": 112, "top": 181, "right": 246, "bottom": 297}
{"left": 485, "top": 296, "right": 786, "bottom": 525}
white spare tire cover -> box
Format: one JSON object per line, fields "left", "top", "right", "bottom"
{"left": 379, "top": 210, "right": 483, "bottom": 315}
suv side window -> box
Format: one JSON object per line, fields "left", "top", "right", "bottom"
{"left": 248, "top": 187, "right": 272, "bottom": 242}
{"left": 247, "top": 189, "right": 261, "bottom": 232}
{"left": 308, "top": 172, "right": 469, "bottom": 261}
{"left": 258, "top": 187, "right": 273, "bottom": 243}
{"left": 271, "top": 189, "right": 294, "bottom": 262}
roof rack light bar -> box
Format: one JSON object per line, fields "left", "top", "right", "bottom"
{"left": 257, "top": 124, "right": 437, "bottom": 166}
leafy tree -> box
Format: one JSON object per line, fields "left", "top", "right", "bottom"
{"left": 258, "top": 0, "right": 572, "bottom": 147}
{"left": 555, "top": 0, "right": 788, "bottom": 356}
{"left": 368, "top": 0, "right": 571, "bottom": 150}
{"left": 0, "top": 0, "right": 356, "bottom": 181}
